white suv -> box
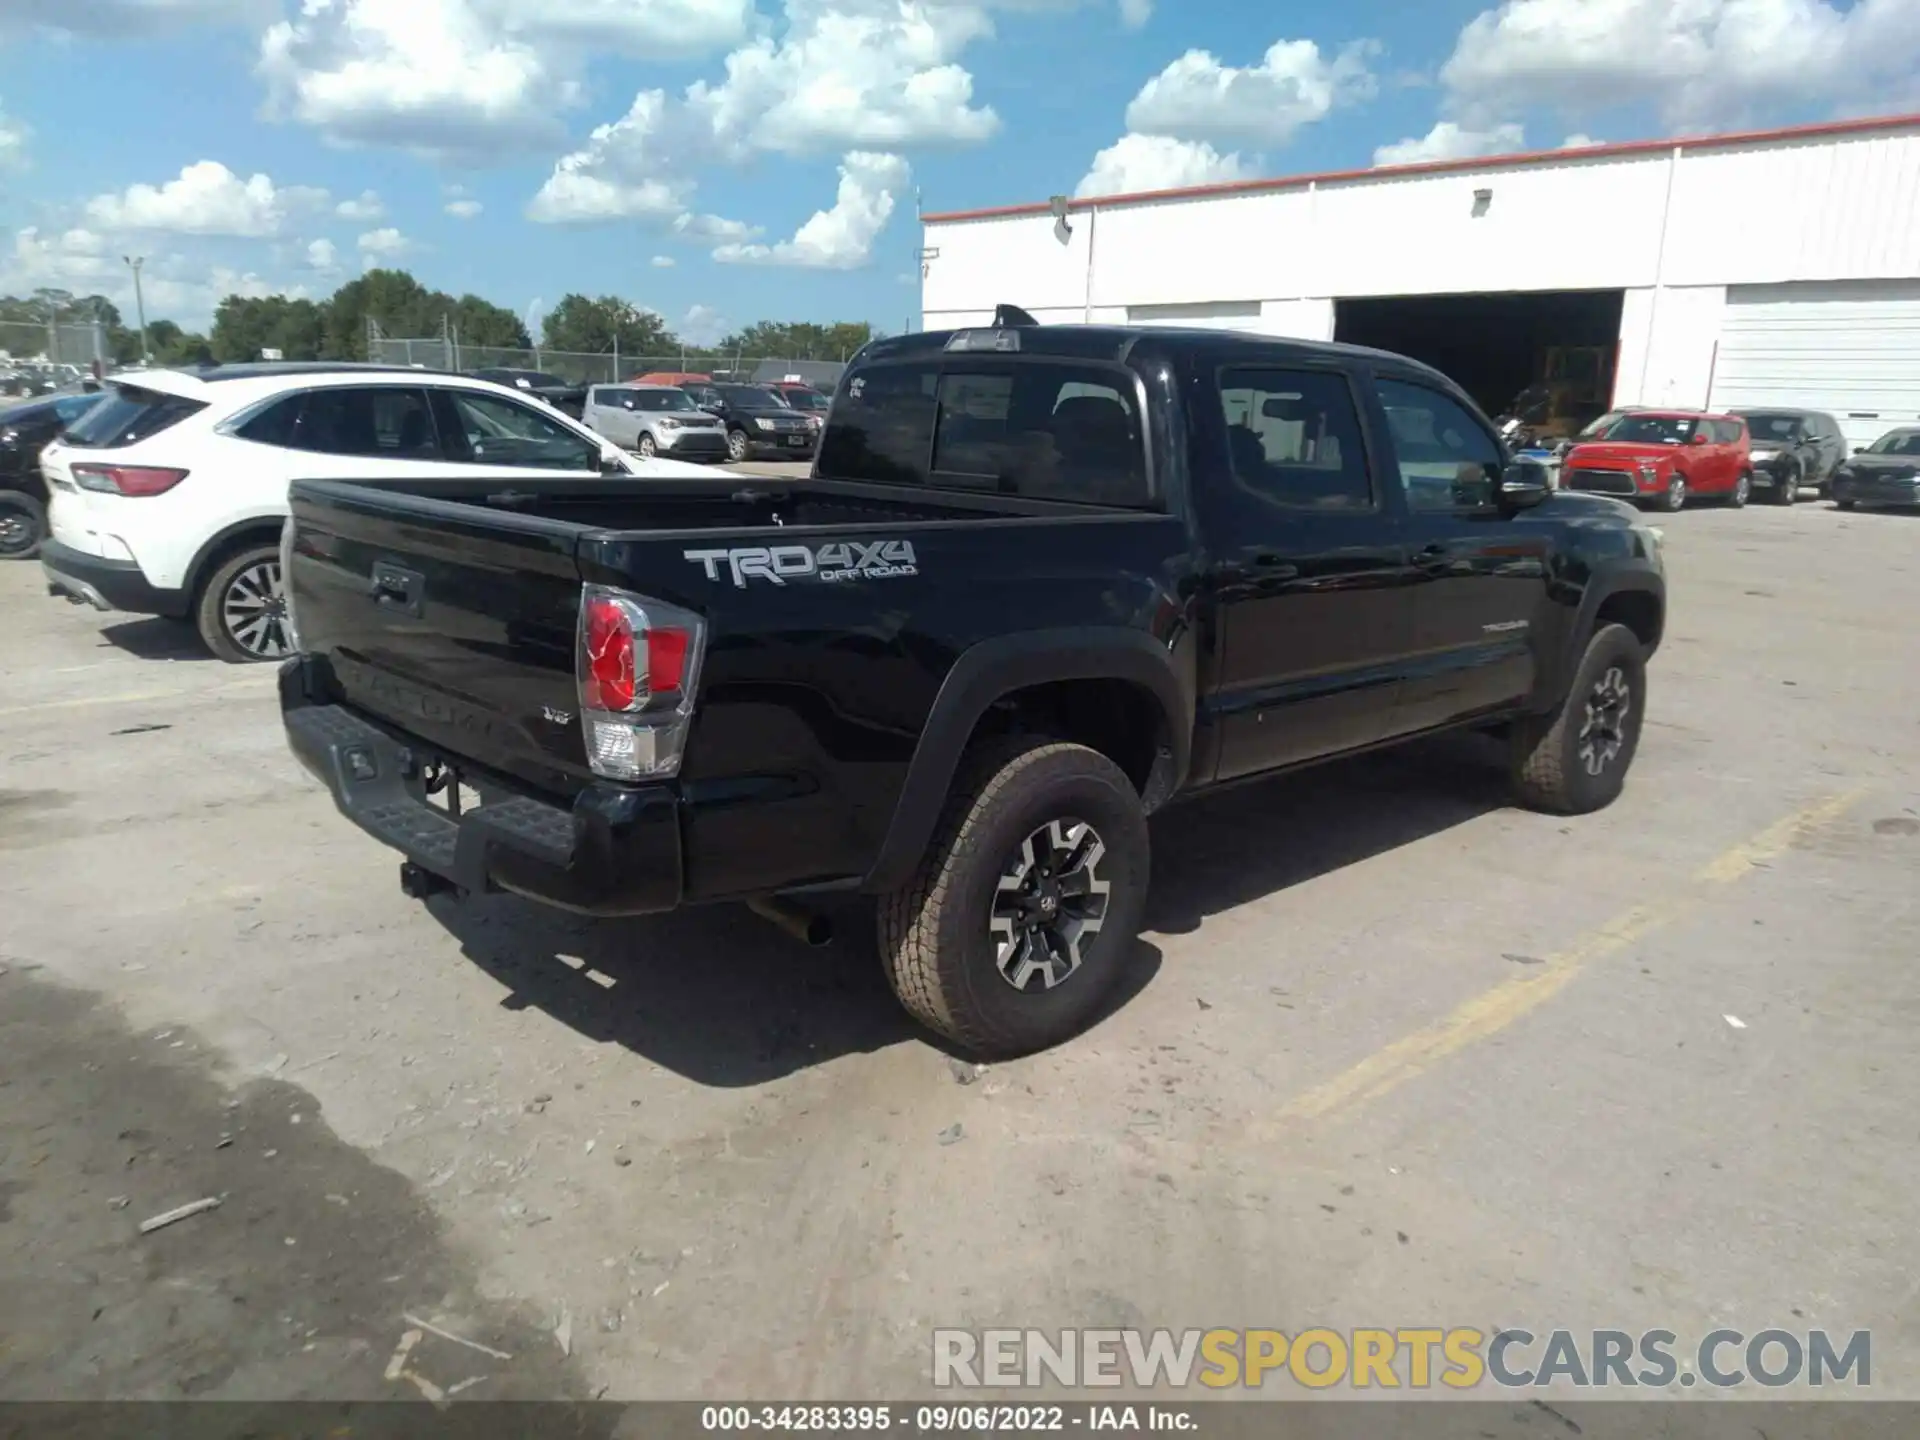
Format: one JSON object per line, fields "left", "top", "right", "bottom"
{"left": 39, "top": 363, "right": 728, "bottom": 663}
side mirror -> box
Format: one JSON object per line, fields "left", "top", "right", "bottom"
{"left": 1498, "top": 459, "right": 1553, "bottom": 507}
{"left": 1853, "top": 446, "right": 1866, "bottom": 455}
{"left": 1688, "top": 432, "right": 1708, "bottom": 446}
{"left": 599, "top": 447, "right": 627, "bottom": 474}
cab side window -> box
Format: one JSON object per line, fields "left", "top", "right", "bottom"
{"left": 1217, "top": 367, "right": 1373, "bottom": 511}
{"left": 1372, "top": 378, "right": 1501, "bottom": 512}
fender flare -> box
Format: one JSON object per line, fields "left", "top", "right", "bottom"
{"left": 182, "top": 514, "right": 288, "bottom": 603}
{"left": 860, "top": 627, "right": 1194, "bottom": 894}
{"left": 1549, "top": 566, "right": 1665, "bottom": 702}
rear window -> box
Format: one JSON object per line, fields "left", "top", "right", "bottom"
{"left": 62, "top": 385, "right": 207, "bottom": 449}
{"left": 819, "top": 360, "right": 1151, "bottom": 507}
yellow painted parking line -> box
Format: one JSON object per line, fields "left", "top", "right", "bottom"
{"left": 1258, "top": 786, "right": 1868, "bottom": 1134}
{"left": 0, "top": 677, "right": 278, "bottom": 719}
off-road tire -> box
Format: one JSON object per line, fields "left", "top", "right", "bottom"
{"left": 195, "top": 543, "right": 289, "bottom": 664}
{"left": 0, "top": 491, "right": 46, "bottom": 560}
{"left": 1508, "top": 623, "right": 1647, "bottom": 815}
{"left": 876, "top": 736, "right": 1149, "bottom": 1058}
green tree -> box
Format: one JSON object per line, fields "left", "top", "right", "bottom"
{"left": 450, "top": 294, "right": 529, "bottom": 349}
{"left": 718, "top": 320, "right": 873, "bottom": 360}
{"left": 541, "top": 294, "right": 680, "bottom": 361}
{"left": 210, "top": 295, "right": 328, "bottom": 362}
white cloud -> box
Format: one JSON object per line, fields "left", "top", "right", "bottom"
{"left": 83, "top": 161, "right": 327, "bottom": 237}
{"left": 685, "top": 1, "right": 999, "bottom": 157}
{"left": 259, "top": 0, "right": 575, "bottom": 158}
{"left": 1439, "top": 0, "right": 1920, "bottom": 129}
{"left": 445, "top": 198, "right": 484, "bottom": 218}
{"left": 305, "top": 237, "right": 340, "bottom": 268}
{"left": 713, "top": 151, "right": 908, "bottom": 268}
{"left": 1373, "top": 119, "right": 1525, "bottom": 167}
{"left": 255, "top": 0, "right": 758, "bottom": 158}
{"left": 1123, "top": 38, "right": 1378, "bottom": 147}
{"left": 651, "top": 255, "right": 676, "bottom": 267}
{"left": 680, "top": 302, "right": 728, "bottom": 347}
{"left": 357, "top": 226, "right": 411, "bottom": 257}
{"left": 528, "top": 0, "right": 998, "bottom": 230}
{"left": 1117, "top": 0, "right": 1150, "bottom": 28}
{"left": 1561, "top": 132, "right": 1602, "bottom": 148}
{"left": 336, "top": 189, "right": 385, "bottom": 220}
{"left": 524, "top": 91, "right": 695, "bottom": 223}
{"left": 1075, "top": 133, "right": 1249, "bottom": 198}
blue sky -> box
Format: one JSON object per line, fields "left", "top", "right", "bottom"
{"left": 1, "top": 0, "right": 1914, "bottom": 340}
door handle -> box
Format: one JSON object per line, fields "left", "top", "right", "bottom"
{"left": 1251, "top": 555, "right": 1299, "bottom": 580}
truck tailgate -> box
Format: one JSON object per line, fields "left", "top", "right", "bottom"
{"left": 286, "top": 480, "right": 592, "bottom": 790}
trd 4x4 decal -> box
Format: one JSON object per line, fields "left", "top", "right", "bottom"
{"left": 683, "top": 540, "right": 919, "bottom": 588}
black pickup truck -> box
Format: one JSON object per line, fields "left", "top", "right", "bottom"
{"left": 279, "top": 313, "right": 1667, "bottom": 1056}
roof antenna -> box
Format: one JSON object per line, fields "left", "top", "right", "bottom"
{"left": 992, "top": 304, "right": 1040, "bottom": 328}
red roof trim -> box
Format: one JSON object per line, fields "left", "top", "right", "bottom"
{"left": 920, "top": 111, "right": 1920, "bottom": 225}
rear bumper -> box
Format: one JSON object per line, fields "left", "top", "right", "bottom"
{"left": 279, "top": 656, "right": 683, "bottom": 917}
{"left": 41, "top": 538, "right": 188, "bottom": 618}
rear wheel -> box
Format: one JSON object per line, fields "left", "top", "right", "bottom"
{"left": 195, "top": 544, "right": 294, "bottom": 664}
{"left": 0, "top": 491, "right": 46, "bottom": 560}
{"left": 1509, "top": 623, "right": 1647, "bottom": 815}
{"left": 877, "top": 736, "right": 1149, "bottom": 1058}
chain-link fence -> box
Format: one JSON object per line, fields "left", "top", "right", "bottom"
{"left": 0, "top": 319, "right": 113, "bottom": 370}
{"left": 369, "top": 339, "right": 848, "bottom": 391}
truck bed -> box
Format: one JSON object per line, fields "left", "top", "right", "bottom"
{"left": 282, "top": 472, "right": 1189, "bottom": 902}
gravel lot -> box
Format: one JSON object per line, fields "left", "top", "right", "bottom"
{"left": 3, "top": 499, "right": 1917, "bottom": 1404}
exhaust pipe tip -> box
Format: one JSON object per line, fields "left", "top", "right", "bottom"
{"left": 748, "top": 895, "right": 833, "bottom": 947}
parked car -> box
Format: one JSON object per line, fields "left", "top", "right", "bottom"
{"left": 1560, "top": 409, "right": 1753, "bottom": 511}
{"left": 38, "top": 363, "right": 728, "bottom": 663}
{"left": 276, "top": 315, "right": 1665, "bottom": 1056}
{"left": 1830, "top": 427, "right": 1920, "bottom": 511}
{"left": 584, "top": 383, "right": 729, "bottom": 461}
{"left": 1730, "top": 408, "right": 1848, "bottom": 504}
{"left": 0, "top": 390, "right": 105, "bottom": 559}
{"left": 680, "top": 381, "right": 817, "bottom": 462}
{"left": 631, "top": 371, "right": 712, "bottom": 388}
{"left": 467, "top": 368, "right": 587, "bottom": 420}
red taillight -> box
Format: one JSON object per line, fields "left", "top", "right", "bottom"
{"left": 576, "top": 584, "right": 707, "bottom": 781}
{"left": 647, "top": 627, "right": 689, "bottom": 693}
{"left": 583, "top": 596, "right": 636, "bottom": 710}
{"left": 71, "top": 464, "right": 189, "bottom": 497}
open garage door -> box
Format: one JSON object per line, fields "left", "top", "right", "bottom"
{"left": 1333, "top": 290, "right": 1625, "bottom": 435}
{"left": 1707, "top": 281, "right": 1920, "bottom": 454}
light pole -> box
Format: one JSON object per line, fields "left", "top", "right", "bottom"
{"left": 123, "top": 256, "right": 151, "bottom": 364}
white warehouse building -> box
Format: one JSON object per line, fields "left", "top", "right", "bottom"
{"left": 919, "top": 114, "right": 1920, "bottom": 453}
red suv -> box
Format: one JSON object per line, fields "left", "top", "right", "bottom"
{"left": 1560, "top": 409, "right": 1753, "bottom": 512}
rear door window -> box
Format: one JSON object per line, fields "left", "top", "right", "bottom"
{"left": 234, "top": 394, "right": 307, "bottom": 448}
{"left": 62, "top": 385, "right": 207, "bottom": 449}
{"left": 1218, "top": 367, "right": 1373, "bottom": 511}
{"left": 287, "top": 387, "right": 440, "bottom": 458}
{"left": 931, "top": 366, "right": 1147, "bottom": 504}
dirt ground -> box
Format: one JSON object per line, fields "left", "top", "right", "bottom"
{"left": 2, "top": 498, "right": 1917, "bottom": 1405}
